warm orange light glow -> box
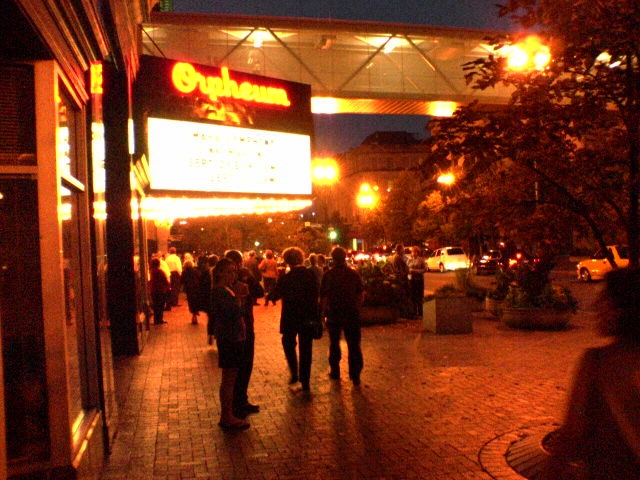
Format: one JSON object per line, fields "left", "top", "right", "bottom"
{"left": 93, "top": 201, "right": 107, "bottom": 220}
{"left": 502, "top": 36, "right": 550, "bottom": 72}
{"left": 171, "top": 62, "right": 291, "bottom": 107}
{"left": 427, "top": 101, "right": 458, "bottom": 117}
{"left": 90, "top": 62, "right": 103, "bottom": 95}
{"left": 135, "top": 196, "right": 311, "bottom": 221}
{"left": 356, "top": 183, "right": 379, "bottom": 209}
{"left": 437, "top": 172, "right": 455, "bottom": 185}
{"left": 312, "top": 97, "right": 440, "bottom": 115}
{"left": 311, "top": 97, "right": 340, "bottom": 114}
{"left": 312, "top": 157, "right": 338, "bottom": 185}
{"left": 59, "top": 202, "right": 72, "bottom": 221}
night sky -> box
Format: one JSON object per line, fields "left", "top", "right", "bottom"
{"left": 170, "top": 0, "right": 513, "bottom": 154}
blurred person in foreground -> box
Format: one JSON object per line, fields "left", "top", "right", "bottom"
{"left": 541, "top": 268, "right": 640, "bottom": 479}
{"left": 269, "top": 247, "right": 319, "bottom": 392}
{"left": 225, "top": 249, "right": 261, "bottom": 419}
{"left": 210, "top": 258, "right": 250, "bottom": 431}
{"left": 320, "top": 247, "right": 365, "bottom": 385}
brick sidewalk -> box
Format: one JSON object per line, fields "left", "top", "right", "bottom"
{"left": 101, "top": 295, "right": 605, "bottom": 480}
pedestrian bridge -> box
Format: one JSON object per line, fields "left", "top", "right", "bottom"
{"left": 142, "top": 13, "right": 513, "bottom": 117}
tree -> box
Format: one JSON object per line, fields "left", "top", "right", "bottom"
{"left": 428, "top": 0, "right": 640, "bottom": 265}
{"left": 380, "top": 170, "right": 425, "bottom": 244}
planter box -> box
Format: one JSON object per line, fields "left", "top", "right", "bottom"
{"left": 360, "top": 305, "right": 399, "bottom": 325}
{"left": 501, "top": 307, "right": 572, "bottom": 330}
{"left": 422, "top": 296, "right": 475, "bottom": 334}
{"left": 484, "top": 296, "right": 505, "bottom": 318}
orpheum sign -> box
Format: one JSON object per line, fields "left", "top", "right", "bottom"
{"left": 171, "top": 62, "right": 291, "bottom": 108}
{"left": 135, "top": 55, "right": 312, "bottom": 135}
{"left": 134, "top": 55, "right": 314, "bottom": 196}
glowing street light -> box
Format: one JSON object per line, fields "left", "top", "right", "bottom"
{"left": 502, "top": 35, "right": 551, "bottom": 72}
{"left": 437, "top": 172, "right": 455, "bottom": 186}
{"left": 356, "top": 182, "right": 379, "bottom": 209}
{"left": 312, "top": 157, "right": 339, "bottom": 186}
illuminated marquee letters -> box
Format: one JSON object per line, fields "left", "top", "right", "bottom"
{"left": 171, "top": 62, "right": 291, "bottom": 107}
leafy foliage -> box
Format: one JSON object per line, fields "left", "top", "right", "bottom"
{"left": 357, "top": 260, "right": 411, "bottom": 315}
{"left": 426, "top": 0, "right": 640, "bottom": 263}
{"left": 505, "top": 283, "right": 578, "bottom": 313}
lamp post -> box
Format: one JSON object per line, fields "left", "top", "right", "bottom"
{"left": 311, "top": 156, "right": 339, "bottom": 225}
{"left": 501, "top": 35, "right": 551, "bottom": 205}
{"left": 355, "top": 182, "right": 380, "bottom": 252}
{"left": 356, "top": 182, "right": 379, "bottom": 210}
{"left": 502, "top": 35, "right": 551, "bottom": 72}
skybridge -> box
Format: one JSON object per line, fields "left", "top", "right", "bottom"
{"left": 142, "top": 12, "right": 512, "bottom": 117}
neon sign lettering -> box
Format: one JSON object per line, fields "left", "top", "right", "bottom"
{"left": 171, "top": 62, "right": 291, "bottom": 108}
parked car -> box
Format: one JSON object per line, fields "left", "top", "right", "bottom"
{"left": 503, "top": 250, "right": 539, "bottom": 270}
{"left": 426, "top": 246, "right": 471, "bottom": 273}
{"left": 472, "top": 250, "right": 502, "bottom": 275}
{"left": 577, "top": 245, "right": 629, "bottom": 282}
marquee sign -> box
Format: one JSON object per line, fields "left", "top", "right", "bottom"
{"left": 135, "top": 55, "right": 312, "bottom": 134}
{"left": 133, "top": 55, "right": 314, "bottom": 197}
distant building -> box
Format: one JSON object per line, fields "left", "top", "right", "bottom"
{"left": 327, "top": 130, "right": 432, "bottom": 226}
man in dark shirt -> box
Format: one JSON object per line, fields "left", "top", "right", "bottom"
{"left": 320, "top": 247, "right": 365, "bottom": 385}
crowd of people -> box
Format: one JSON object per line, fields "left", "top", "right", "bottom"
{"left": 147, "top": 244, "right": 640, "bottom": 476}
{"left": 148, "top": 246, "right": 364, "bottom": 431}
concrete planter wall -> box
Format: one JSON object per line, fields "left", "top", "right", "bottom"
{"left": 422, "top": 296, "right": 476, "bottom": 334}
{"left": 360, "top": 305, "right": 399, "bottom": 325}
{"left": 484, "top": 296, "right": 505, "bottom": 318}
{"left": 500, "top": 307, "right": 572, "bottom": 330}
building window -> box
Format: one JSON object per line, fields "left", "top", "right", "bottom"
{"left": 57, "top": 86, "right": 92, "bottom": 435}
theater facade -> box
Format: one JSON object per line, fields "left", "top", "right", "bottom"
{"left": 0, "top": 1, "right": 318, "bottom": 477}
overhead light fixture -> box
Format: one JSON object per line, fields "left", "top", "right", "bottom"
{"left": 316, "top": 34, "right": 336, "bottom": 50}
{"left": 427, "top": 101, "right": 458, "bottom": 117}
{"left": 355, "top": 35, "right": 419, "bottom": 54}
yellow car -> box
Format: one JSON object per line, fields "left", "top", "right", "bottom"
{"left": 577, "top": 245, "right": 629, "bottom": 282}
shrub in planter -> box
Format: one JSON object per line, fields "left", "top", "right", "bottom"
{"left": 357, "top": 260, "right": 412, "bottom": 321}
{"left": 500, "top": 261, "right": 578, "bottom": 330}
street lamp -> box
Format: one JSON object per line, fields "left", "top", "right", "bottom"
{"left": 437, "top": 172, "right": 455, "bottom": 186}
{"left": 501, "top": 35, "right": 551, "bottom": 72}
{"left": 356, "top": 182, "right": 379, "bottom": 209}
{"left": 312, "top": 157, "right": 338, "bottom": 186}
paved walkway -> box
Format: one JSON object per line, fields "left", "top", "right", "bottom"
{"left": 100, "top": 292, "right": 605, "bottom": 480}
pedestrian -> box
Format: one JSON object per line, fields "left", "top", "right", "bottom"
{"left": 540, "top": 267, "right": 640, "bottom": 479}
{"left": 244, "top": 250, "right": 262, "bottom": 305}
{"left": 198, "top": 254, "right": 216, "bottom": 344}
{"left": 392, "top": 243, "right": 410, "bottom": 297}
{"left": 269, "top": 247, "right": 319, "bottom": 392}
{"left": 308, "top": 253, "right": 324, "bottom": 288}
{"left": 317, "top": 253, "right": 328, "bottom": 273}
{"left": 407, "top": 246, "right": 426, "bottom": 319}
{"left": 157, "top": 252, "right": 172, "bottom": 311}
{"left": 181, "top": 254, "right": 200, "bottom": 324}
{"left": 165, "top": 246, "right": 182, "bottom": 307}
{"left": 148, "top": 257, "right": 170, "bottom": 325}
{"left": 225, "top": 249, "right": 261, "bottom": 419}
{"left": 259, "top": 249, "right": 279, "bottom": 306}
{"left": 210, "top": 258, "right": 250, "bottom": 431}
{"left": 319, "top": 246, "right": 365, "bottom": 385}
